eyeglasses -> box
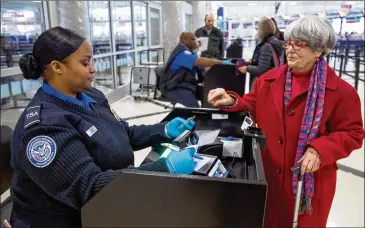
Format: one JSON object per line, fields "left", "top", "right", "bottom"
{"left": 282, "top": 41, "right": 308, "bottom": 51}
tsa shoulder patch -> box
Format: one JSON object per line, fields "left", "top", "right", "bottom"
{"left": 24, "top": 105, "right": 42, "bottom": 129}
{"left": 184, "top": 50, "right": 192, "bottom": 55}
{"left": 27, "top": 136, "right": 57, "bottom": 168}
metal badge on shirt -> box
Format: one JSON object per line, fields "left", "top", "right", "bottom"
{"left": 86, "top": 125, "right": 98, "bottom": 137}
{"left": 110, "top": 108, "right": 121, "bottom": 121}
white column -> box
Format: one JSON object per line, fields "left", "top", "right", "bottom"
{"left": 191, "top": 1, "right": 213, "bottom": 32}
{"left": 48, "top": 1, "right": 91, "bottom": 41}
{"left": 161, "top": 1, "right": 183, "bottom": 57}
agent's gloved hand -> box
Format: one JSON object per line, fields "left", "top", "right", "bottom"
{"left": 222, "top": 60, "right": 234, "bottom": 65}
{"left": 165, "top": 147, "right": 202, "bottom": 174}
{"left": 165, "top": 117, "right": 195, "bottom": 139}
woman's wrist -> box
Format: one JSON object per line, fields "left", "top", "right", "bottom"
{"left": 222, "top": 95, "right": 238, "bottom": 108}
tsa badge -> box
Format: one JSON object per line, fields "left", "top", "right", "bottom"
{"left": 110, "top": 108, "right": 121, "bottom": 121}
{"left": 27, "top": 136, "right": 57, "bottom": 168}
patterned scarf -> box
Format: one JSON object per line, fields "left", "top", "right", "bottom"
{"left": 284, "top": 57, "right": 327, "bottom": 215}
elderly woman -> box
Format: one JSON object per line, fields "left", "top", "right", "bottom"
{"left": 208, "top": 16, "right": 364, "bottom": 227}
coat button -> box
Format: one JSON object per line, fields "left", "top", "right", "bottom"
{"left": 279, "top": 137, "right": 283, "bottom": 144}
{"left": 277, "top": 168, "right": 282, "bottom": 173}
{"left": 289, "top": 109, "right": 295, "bottom": 116}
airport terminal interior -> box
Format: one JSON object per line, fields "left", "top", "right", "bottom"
{"left": 1, "top": 0, "right": 364, "bottom": 227}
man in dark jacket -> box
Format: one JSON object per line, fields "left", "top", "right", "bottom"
{"left": 195, "top": 14, "right": 224, "bottom": 59}
{"left": 159, "top": 32, "right": 232, "bottom": 107}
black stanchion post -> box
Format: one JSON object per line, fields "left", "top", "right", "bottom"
{"left": 345, "top": 44, "right": 349, "bottom": 66}
{"left": 333, "top": 52, "right": 337, "bottom": 71}
{"left": 339, "top": 54, "right": 344, "bottom": 79}
{"left": 354, "top": 57, "right": 360, "bottom": 91}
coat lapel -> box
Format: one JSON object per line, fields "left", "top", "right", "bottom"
{"left": 270, "top": 74, "right": 285, "bottom": 129}
{"left": 265, "top": 66, "right": 288, "bottom": 135}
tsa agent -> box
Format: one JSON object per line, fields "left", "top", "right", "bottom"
{"left": 160, "top": 32, "right": 232, "bottom": 107}
{"left": 10, "top": 26, "right": 200, "bottom": 228}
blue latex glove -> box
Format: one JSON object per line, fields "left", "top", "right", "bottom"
{"left": 222, "top": 60, "right": 234, "bottom": 65}
{"left": 165, "top": 117, "right": 195, "bottom": 139}
{"left": 165, "top": 147, "right": 203, "bottom": 174}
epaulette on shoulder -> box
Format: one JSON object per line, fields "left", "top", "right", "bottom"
{"left": 24, "top": 103, "right": 42, "bottom": 129}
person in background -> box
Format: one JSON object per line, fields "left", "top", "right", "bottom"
{"left": 9, "top": 26, "right": 201, "bottom": 228}
{"left": 195, "top": 14, "right": 224, "bottom": 59}
{"left": 271, "top": 17, "right": 285, "bottom": 41}
{"left": 207, "top": 16, "right": 364, "bottom": 227}
{"left": 159, "top": 32, "right": 232, "bottom": 108}
{"left": 238, "top": 17, "right": 285, "bottom": 90}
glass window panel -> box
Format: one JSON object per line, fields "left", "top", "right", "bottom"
{"left": 112, "top": 1, "right": 133, "bottom": 51}
{"left": 1, "top": 73, "right": 42, "bottom": 109}
{"left": 93, "top": 56, "right": 114, "bottom": 93}
{"left": 137, "top": 51, "right": 148, "bottom": 65}
{"left": 150, "top": 49, "right": 165, "bottom": 64}
{"left": 150, "top": 7, "right": 161, "bottom": 46}
{"left": 133, "top": 2, "right": 148, "bottom": 48}
{"left": 89, "top": 1, "right": 111, "bottom": 55}
{"left": 116, "top": 53, "right": 134, "bottom": 86}
{"left": 1, "top": 1, "right": 45, "bottom": 69}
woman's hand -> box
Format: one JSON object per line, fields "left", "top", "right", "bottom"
{"left": 297, "top": 147, "right": 321, "bottom": 175}
{"left": 238, "top": 66, "right": 248, "bottom": 74}
{"left": 3, "top": 220, "right": 11, "bottom": 228}
{"left": 207, "top": 88, "right": 236, "bottom": 107}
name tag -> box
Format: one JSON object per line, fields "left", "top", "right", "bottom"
{"left": 86, "top": 125, "right": 98, "bottom": 137}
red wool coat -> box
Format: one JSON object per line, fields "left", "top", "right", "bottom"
{"left": 220, "top": 64, "right": 364, "bottom": 227}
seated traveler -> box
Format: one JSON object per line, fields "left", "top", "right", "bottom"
{"left": 160, "top": 32, "right": 232, "bottom": 108}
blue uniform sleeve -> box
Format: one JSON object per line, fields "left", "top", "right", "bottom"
{"left": 95, "top": 91, "right": 170, "bottom": 151}
{"left": 170, "top": 51, "right": 198, "bottom": 70}
{"left": 120, "top": 121, "right": 170, "bottom": 151}
{"left": 17, "top": 125, "right": 169, "bottom": 210}
{"left": 18, "top": 126, "right": 119, "bottom": 210}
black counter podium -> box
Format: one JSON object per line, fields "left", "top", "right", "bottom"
{"left": 81, "top": 108, "right": 267, "bottom": 227}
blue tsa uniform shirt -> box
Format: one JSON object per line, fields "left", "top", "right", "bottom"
{"left": 10, "top": 83, "right": 169, "bottom": 228}
{"left": 169, "top": 49, "right": 205, "bottom": 74}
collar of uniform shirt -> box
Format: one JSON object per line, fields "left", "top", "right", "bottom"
{"left": 42, "top": 82, "right": 97, "bottom": 109}
{"left": 179, "top": 42, "right": 194, "bottom": 52}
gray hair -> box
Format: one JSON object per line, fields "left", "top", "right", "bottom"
{"left": 284, "top": 15, "right": 337, "bottom": 56}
